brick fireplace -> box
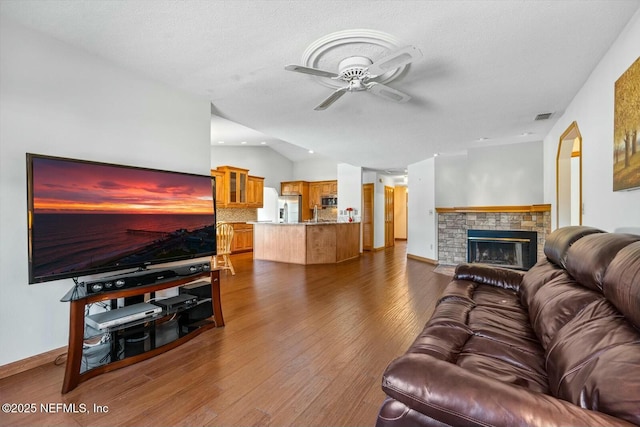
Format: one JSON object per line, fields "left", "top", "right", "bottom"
{"left": 436, "top": 205, "right": 551, "bottom": 266}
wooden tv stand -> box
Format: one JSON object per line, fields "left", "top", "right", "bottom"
{"left": 60, "top": 269, "right": 223, "bottom": 394}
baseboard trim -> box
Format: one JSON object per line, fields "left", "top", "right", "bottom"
{"left": 407, "top": 254, "right": 438, "bottom": 265}
{"left": 0, "top": 346, "right": 67, "bottom": 380}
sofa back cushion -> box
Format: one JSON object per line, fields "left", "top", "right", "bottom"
{"left": 530, "top": 229, "right": 640, "bottom": 424}
{"left": 602, "top": 241, "right": 640, "bottom": 329}
{"left": 527, "top": 274, "right": 601, "bottom": 350}
{"left": 565, "top": 233, "right": 640, "bottom": 292}
{"left": 545, "top": 298, "right": 640, "bottom": 424}
{"left": 543, "top": 226, "right": 604, "bottom": 268}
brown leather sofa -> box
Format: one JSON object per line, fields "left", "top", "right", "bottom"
{"left": 377, "top": 226, "right": 640, "bottom": 426}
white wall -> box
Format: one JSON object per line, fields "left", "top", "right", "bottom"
{"left": 435, "top": 153, "right": 468, "bottom": 207}
{"left": 407, "top": 158, "right": 437, "bottom": 260}
{"left": 210, "top": 146, "right": 293, "bottom": 189}
{"left": 0, "top": 19, "right": 211, "bottom": 365}
{"left": 433, "top": 141, "right": 543, "bottom": 207}
{"left": 292, "top": 157, "right": 338, "bottom": 182}
{"left": 466, "top": 141, "right": 544, "bottom": 206}
{"left": 543, "top": 8, "right": 640, "bottom": 231}
{"left": 337, "top": 163, "right": 362, "bottom": 226}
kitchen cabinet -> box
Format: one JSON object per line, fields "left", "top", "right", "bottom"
{"left": 321, "top": 180, "right": 337, "bottom": 196}
{"left": 213, "top": 167, "right": 263, "bottom": 209}
{"left": 309, "top": 182, "right": 322, "bottom": 209}
{"left": 231, "top": 223, "right": 253, "bottom": 253}
{"left": 309, "top": 180, "right": 338, "bottom": 209}
{"left": 281, "top": 181, "right": 303, "bottom": 195}
{"left": 211, "top": 169, "right": 226, "bottom": 208}
{"left": 217, "top": 166, "right": 248, "bottom": 207}
{"left": 247, "top": 175, "right": 264, "bottom": 208}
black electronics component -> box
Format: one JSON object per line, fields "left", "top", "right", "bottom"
{"left": 85, "top": 269, "right": 177, "bottom": 294}
{"left": 84, "top": 262, "right": 211, "bottom": 295}
{"left": 179, "top": 281, "right": 213, "bottom": 323}
{"left": 152, "top": 293, "right": 198, "bottom": 311}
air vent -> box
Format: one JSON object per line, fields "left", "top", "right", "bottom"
{"left": 534, "top": 112, "right": 553, "bottom": 121}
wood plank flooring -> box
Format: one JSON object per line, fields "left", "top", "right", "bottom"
{"left": 0, "top": 241, "right": 452, "bottom": 427}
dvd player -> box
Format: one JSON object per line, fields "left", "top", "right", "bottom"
{"left": 86, "top": 303, "right": 162, "bottom": 330}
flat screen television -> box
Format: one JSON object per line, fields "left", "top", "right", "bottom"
{"left": 26, "top": 153, "right": 216, "bottom": 284}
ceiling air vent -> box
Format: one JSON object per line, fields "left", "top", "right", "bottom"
{"left": 534, "top": 112, "right": 553, "bottom": 121}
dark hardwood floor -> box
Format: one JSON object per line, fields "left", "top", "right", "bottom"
{"left": 0, "top": 241, "right": 452, "bottom": 427}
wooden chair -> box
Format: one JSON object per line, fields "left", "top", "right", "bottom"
{"left": 213, "top": 223, "right": 235, "bottom": 275}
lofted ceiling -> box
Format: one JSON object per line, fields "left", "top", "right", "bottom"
{"left": 2, "top": 0, "right": 639, "bottom": 174}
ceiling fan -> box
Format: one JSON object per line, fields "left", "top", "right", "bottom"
{"left": 285, "top": 45, "right": 422, "bottom": 111}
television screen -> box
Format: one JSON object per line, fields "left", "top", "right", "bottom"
{"left": 27, "top": 154, "right": 216, "bottom": 284}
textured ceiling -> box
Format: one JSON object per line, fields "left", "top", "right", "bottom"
{"left": 2, "top": 0, "right": 639, "bottom": 172}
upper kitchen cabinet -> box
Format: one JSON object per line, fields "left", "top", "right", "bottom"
{"left": 247, "top": 175, "right": 264, "bottom": 208}
{"left": 322, "top": 180, "right": 338, "bottom": 196}
{"left": 309, "top": 180, "right": 337, "bottom": 209}
{"left": 212, "top": 166, "right": 264, "bottom": 208}
{"left": 211, "top": 169, "right": 226, "bottom": 208}
{"left": 281, "top": 180, "right": 308, "bottom": 196}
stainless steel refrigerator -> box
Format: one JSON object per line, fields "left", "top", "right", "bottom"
{"left": 278, "top": 195, "right": 302, "bottom": 223}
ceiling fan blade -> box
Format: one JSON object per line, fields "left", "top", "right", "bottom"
{"left": 285, "top": 64, "right": 339, "bottom": 79}
{"left": 367, "top": 45, "right": 423, "bottom": 77}
{"left": 314, "top": 87, "right": 348, "bottom": 111}
{"left": 366, "top": 82, "right": 411, "bottom": 103}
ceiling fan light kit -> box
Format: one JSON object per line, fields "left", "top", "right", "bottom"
{"left": 285, "top": 29, "right": 422, "bottom": 110}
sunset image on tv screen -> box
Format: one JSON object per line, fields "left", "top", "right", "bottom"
{"left": 28, "top": 155, "right": 216, "bottom": 282}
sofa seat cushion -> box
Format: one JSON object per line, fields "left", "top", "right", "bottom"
{"left": 382, "top": 355, "right": 635, "bottom": 427}
{"left": 406, "top": 279, "right": 549, "bottom": 394}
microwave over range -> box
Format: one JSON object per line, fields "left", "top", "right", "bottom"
{"left": 321, "top": 196, "right": 338, "bottom": 207}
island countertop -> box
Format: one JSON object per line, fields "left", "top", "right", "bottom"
{"left": 248, "top": 220, "right": 357, "bottom": 226}
{"left": 251, "top": 221, "right": 360, "bottom": 264}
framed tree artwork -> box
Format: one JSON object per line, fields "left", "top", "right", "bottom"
{"left": 613, "top": 56, "right": 640, "bottom": 191}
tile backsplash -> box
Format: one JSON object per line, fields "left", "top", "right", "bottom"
{"left": 217, "top": 208, "right": 257, "bottom": 223}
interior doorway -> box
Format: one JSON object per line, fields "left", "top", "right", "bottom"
{"left": 393, "top": 186, "right": 408, "bottom": 240}
{"left": 362, "top": 183, "right": 374, "bottom": 251}
{"left": 385, "top": 186, "right": 394, "bottom": 247}
{"left": 556, "top": 121, "right": 582, "bottom": 227}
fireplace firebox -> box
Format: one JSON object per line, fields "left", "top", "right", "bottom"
{"left": 467, "top": 229, "right": 537, "bottom": 270}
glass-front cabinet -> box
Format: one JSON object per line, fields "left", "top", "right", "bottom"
{"left": 216, "top": 166, "right": 249, "bottom": 207}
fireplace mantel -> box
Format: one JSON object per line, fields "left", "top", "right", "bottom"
{"left": 436, "top": 204, "right": 551, "bottom": 214}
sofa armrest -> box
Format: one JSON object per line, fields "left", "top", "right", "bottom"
{"left": 454, "top": 263, "right": 524, "bottom": 292}
{"left": 382, "top": 354, "right": 634, "bottom": 427}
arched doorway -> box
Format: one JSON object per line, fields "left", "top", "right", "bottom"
{"left": 556, "top": 121, "right": 582, "bottom": 227}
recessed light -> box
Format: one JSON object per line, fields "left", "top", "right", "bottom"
{"left": 218, "top": 141, "right": 225, "bottom": 144}
{"left": 477, "top": 137, "right": 489, "bottom": 142}
{"left": 519, "top": 132, "right": 532, "bottom": 137}
{"left": 434, "top": 153, "right": 439, "bottom": 157}
{"left": 240, "top": 141, "right": 247, "bottom": 145}
{"left": 308, "top": 150, "right": 314, "bottom": 154}
{"left": 260, "top": 141, "right": 267, "bottom": 145}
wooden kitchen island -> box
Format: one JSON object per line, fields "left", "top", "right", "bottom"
{"left": 252, "top": 222, "right": 360, "bottom": 265}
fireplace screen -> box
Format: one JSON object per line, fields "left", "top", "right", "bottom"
{"left": 467, "top": 230, "right": 537, "bottom": 270}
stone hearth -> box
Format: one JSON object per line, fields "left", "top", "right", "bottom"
{"left": 436, "top": 205, "right": 551, "bottom": 265}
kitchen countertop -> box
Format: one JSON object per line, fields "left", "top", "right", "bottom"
{"left": 249, "top": 221, "right": 359, "bottom": 226}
